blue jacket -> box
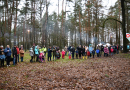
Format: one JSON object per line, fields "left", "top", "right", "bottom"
{"left": 96, "top": 49, "right": 100, "bottom": 53}
{"left": 0, "top": 55, "right": 5, "bottom": 60}
{"left": 34, "top": 46, "right": 39, "bottom": 55}
{"left": 89, "top": 46, "right": 93, "bottom": 53}
{"left": 76, "top": 50, "right": 78, "bottom": 54}
{"left": 48, "top": 48, "right": 52, "bottom": 57}
{"left": 4, "top": 48, "right": 11, "bottom": 56}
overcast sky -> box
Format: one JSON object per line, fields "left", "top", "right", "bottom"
{"left": 19, "top": 0, "right": 118, "bottom": 16}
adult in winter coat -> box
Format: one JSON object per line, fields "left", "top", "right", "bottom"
{"left": 116, "top": 45, "right": 119, "bottom": 54}
{"left": 16, "top": 46, "right": 19, "bottom": 62}
{"left": 4, "top": 45, "right": 11, "bottom": 67}
{"left": 71, "top": 46, "right": 75, "bottom": 59}
{"left": 35, "top": 46, "right": 39, "bottom": 62}
{"left": 101, "top": 44, "right": 104, "bottom": 57}
{"left": 89, "top": 44, "right": 93, "bottom": 57}
{"left": 29, "top": 48, "right": 34, "bottom": 62}
{"left": 48, "top": 46, "right": 52, "bottom": 61}
{"left": 0, "top": 46, "right": 5, "bottom": 67}
{"left": 52, "top": 46, "right": 57, "bottom": 60}
{"left": 19, "top": 48, "right": 24, "bottom": 62}
{"left": 42, "top": 46, "right": 47, "bottom": 56}
{"left": 82, "top": 46, "right": 85, "bottom": 59}
{"left": 77, "top": 45, "right": 82, "bottom": 59}
{"left": 12, "top": 45, "right": 17, "bottom": 65}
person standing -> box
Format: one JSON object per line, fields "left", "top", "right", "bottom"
{"left": 97, "top": 45, "right": 101, "bottom": 57}
{"left": 42, "top": 46, "right": 47, "bottom": 57}
{"left": 32, "top": 44, "right": 35, "bottom": 62}
{"left": 89, "top": 44, "right": 93, "bottom": 58}
{"left": 52, "top": 46, "right": 57, "bottom": 60}
{"left": 92, "top": 49, "right": 95, "bottom": 58}
{"left": 71, "top": 46, "right": 75, "bottom": 59}
{"left": 19, "top": 48, "right": 24, "bottom": 62}
{"left": 0, "top": 46, "right": 5, "bottom": 67}
{"left": 4, "top": 45, "right": 11, "bottom": 67}
{"left": 76, "top": 49, "right": 78, "bottom": 59}
{"left": 48, "top": 46, "right": 52, "bottom": 61}
{"left": 16, "top": 46, "right": 19, "bottom": 62}
{"left": 35, "top": 46, "right": 39, "bottom": 62}
{"left": 77, "top": 45, "right": 82, "bottom": 59}
{"left": 96, "top": 48, "right": 100, "bottom": 57}
{"left": 101, "top": 44, "right": 104, "bottom": 57}
{"left": 64, "top": 46, "right": 68, "bottom": 56}
{"left": 117, "top": 45, "right": 119, "bottom": 54}
{"left": 12, "top": 45, "right": 17, "bottom": 65}
{"left": 29, "top": 48, "right": 34, "bottom": 62}
{"left": 62, "top": 49, "right": 65, "bottom": 59}
{"left": 82, "top": 46, "right": 85, "bottom": 59}
{"left": 104, "top": 46, "right": 109, "bottom": 57}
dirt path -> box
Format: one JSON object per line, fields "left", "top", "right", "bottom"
{"left": 0, "top": 54, "right": 130, "bottom": 89}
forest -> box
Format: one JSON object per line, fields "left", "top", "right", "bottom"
{"left": 0, "top": 0, "right": 130, "bottom": 52}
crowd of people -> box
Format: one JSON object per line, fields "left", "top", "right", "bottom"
{"left": 0, "top": 43, "right": 120, "bottom": 68}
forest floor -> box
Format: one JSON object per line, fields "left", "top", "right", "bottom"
{"left": 0, "top": 52, "right": 130, "bottom": 90}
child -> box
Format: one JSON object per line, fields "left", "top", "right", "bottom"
{"left": 92, "top": 49, "right": 95, "bottom": 58}
{"left": 29, "top": 48, "right": 34, "bottom": 62}
{"left": 57, "top": 50, "right": 61, "bottom": 59}
{"left": 39, "top": 52, "right": 44, "bottom": 62}
{"left": 76, "top": 49, "right": 78, "bottom": 59}
{"left": 110, "top": 47, "right": 114, "bottom": 56}
{"left": 68, "top": 51, "right": 71, "bottom": 59}
{"left": 62, "top": 49, "right": 65, "bottom": 59}
{"left": 19, "top": 48, "right": 24, "bottom": 62}
{"left": 96, "top": 49, "right": 100, "bottom": 57}
{"left": 87, "top": 50, "right": 90, "bottom": 58}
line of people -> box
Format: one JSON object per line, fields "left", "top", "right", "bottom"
{"left": 0, "top": 45, "right": 24, "bottom": 67}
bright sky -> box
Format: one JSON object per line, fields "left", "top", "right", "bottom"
{"left": 19, "top": 0, "right": 118, "bottom": 16}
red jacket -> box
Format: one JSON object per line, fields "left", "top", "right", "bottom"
{"left": 16, "top": 47, "right": 19, "bottom": 54}
{"left": 110, "top": 49, "right": 114, "bottom": 52}
{"left": 87, "top": 51, "right": 90, "bottom": 56}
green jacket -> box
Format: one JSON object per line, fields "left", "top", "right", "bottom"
{"left": 42, "top": 47, "right": 47, "bottom": 52}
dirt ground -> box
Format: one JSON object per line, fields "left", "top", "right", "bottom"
{"left": 0, "top": 53, "right": 130, "bottom": 90}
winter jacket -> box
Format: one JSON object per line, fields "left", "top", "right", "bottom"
{"left": 97, "top": 46, "right": 101, "bottom": 51}
{"left": 0, "top": 55, "right": 5, "bottom": 60}
{"left": 48, "top": 48, "right": 52, "bottom": 57}
{"left": 4, "top": 48, "right": 11, "bottom": 56}
{"left": 12, "top": 47, "right": 17, "bottom": 56}
{"left": 92, "top": 50, "right": 95, "bottom": 55}
{"left": 87, "top": 51, "right": 90, "bottom": 56}
{"left": 35, "top": 46, "right": 39, "bottom": 55}
{"left": 16, "top": 47, "right": 19, "bottom": 54}
{"left": 42, "top": 47, "right": 47, "bottom": 52}
{"left": 76, "top": 50, "right": 78, "bottom": 54}
{"left": 104, "top": 47, "right": 109, "bottom": 54}
{"left": 29, "top": 50, "right": 34, "bottom": 56}
{"left": 110, "top": 49, "right": 114, "bottom": 53}
{"left": 19, "top": 50, "right": 24, "bottom": 57}
{"left": 62, "top": 51, "right": 65, "bottom": 55}
{"left": 71, "top": 47, "right": 75, "bottom": 53}
{"left": 89, "top": 46, "right": 93, "bottom": 53}
{"left": 52, "top": 48, "right": 56, "bottom": 56}
{"left": 96, "top": 49, "right": 100, "bottom": 53}
{"left": 78, "top": 47, "right": 82, "bottom": 54}
{"left": 101, "top": 45, "right": 104, "bottom": 51}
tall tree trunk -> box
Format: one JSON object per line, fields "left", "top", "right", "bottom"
{"left": 121, "top": 0, "right": 127, "bottom": 53}
{"left": 79, "top": 9, "right": 82, "bottom": 45}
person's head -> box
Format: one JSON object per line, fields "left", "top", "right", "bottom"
{"left": 30, "top": 48, "right": 32, "bottom": 50}
{"left": 49, "top": 46, "right": 51, "bottom": 49}
{"left": 62, "top": 49, "right": 64, "bottom": 51}
{"left": 79, "top": 45, "right": 81, "bottom": 47}
{"left": 111, "top": 47, "right": 113, "bottom": 49}
{"left": 21, "top": 48, "right": 23, "bottom": 50}
{"left": 21, "top": 45, "right": 23, "bottom": 47}
{"left": 0, "top": 45, "right": 3, "bottom": 49}
{"left": 7, "top": 45, "right": 9, "bottom": 48}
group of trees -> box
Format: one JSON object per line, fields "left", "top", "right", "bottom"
{"left": 0, "top": 0, "right": 130, "bottom": 52}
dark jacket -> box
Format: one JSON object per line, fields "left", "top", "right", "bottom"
{"left": 4, "top": 48, "right": 11, "bottom": 56}
{"left": 0, "top": 48, "right": 4, "bottom": 55}
{"left": 71, "top": 47, "right": 75, "bottom": 53}
{"left": 12, "top": 47, "right": 17, "bottom": 56}
{"left": 78, "top": 47, "right": 82, "bottom": 54}
{"left": 101, "top": 45, "right": 104, "bottom": 51}
{"left": 52, "top": 48, "right": 56, "bottom": 56}
{"left": 48, "top": 48, "right": 52, "bottom": 57}
{"left": 92, "top": 50, "right": 95, "bottom": 55}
